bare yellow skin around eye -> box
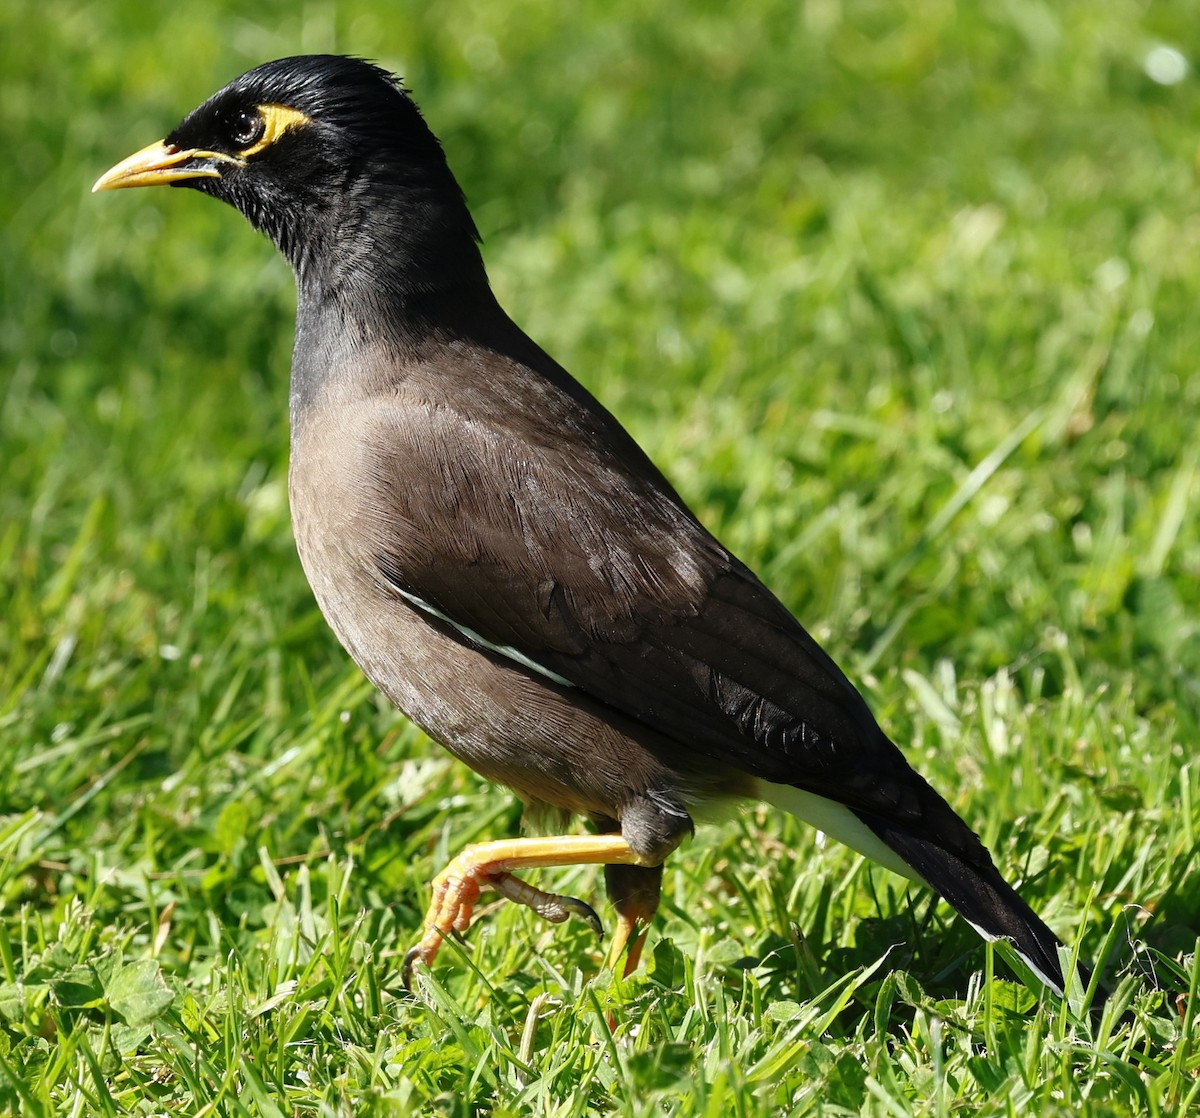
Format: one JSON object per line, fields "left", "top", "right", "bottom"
{"left": 239, "top": 104, "right": 314, "bottom": 158}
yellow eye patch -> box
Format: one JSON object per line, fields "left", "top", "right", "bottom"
{"left": 239, "top": 104, "right": 314, "bottom": 157}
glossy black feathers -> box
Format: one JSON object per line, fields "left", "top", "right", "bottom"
{"left": 166, "top": 55, "right": 482, "bottom": 292}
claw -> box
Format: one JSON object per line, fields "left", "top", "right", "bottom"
{"left": 488, "top": 871, "right": 601, "bottom": 935}
{"left": 401, "top": 945, "right": 423, "bottom": 991}
{"left": 559, "top": 894, "right": 604, "bottom": 939}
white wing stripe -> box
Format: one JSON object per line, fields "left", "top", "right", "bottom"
{"left": 393, "top": 586, "right": 577, "bottom": 689}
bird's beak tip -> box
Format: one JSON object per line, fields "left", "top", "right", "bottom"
{"left": 92, "top": 139, "right": 228, "bottom": 193}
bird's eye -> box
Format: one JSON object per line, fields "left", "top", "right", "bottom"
{"left": 230, "top": 109, "right": 265, "bottom": 148}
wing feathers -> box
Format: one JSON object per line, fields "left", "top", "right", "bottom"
{"left": 359, "top": 361, "right": 1079, "bottom": 992}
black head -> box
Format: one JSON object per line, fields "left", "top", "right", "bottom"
{"left": 94, "top": 56, "right": 485, "bottom": 300}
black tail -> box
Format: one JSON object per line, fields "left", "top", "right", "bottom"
{"left": 858, "top": 810, "right": 1094, "bottom": 999}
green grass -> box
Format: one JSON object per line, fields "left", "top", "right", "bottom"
{"left": 2, "top": 0, "right": 1198, "bottom": 1113}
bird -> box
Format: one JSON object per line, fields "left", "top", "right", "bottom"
{"left": 93, "top": 54, "right": 1094, "bottom": 999}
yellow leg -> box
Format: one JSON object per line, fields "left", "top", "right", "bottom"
{"left": 603, "top": 863, "right": 662, "bottom": 978}
{"left": 403, "top": 834, "right": 650, "bottom": 987}
{"left": 605, "top": 913, "right": 650, "bottom": 978}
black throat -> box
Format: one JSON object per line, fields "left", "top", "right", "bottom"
{"left": 278, "top": 150, "right": 497, "bottom": 420}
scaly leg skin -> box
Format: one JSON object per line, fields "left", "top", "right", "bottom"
{"left": 402, "top": 834, "right": 650, "bottom": 988}
{"left": 604, "top": 863, "right": 663, "bottom": 978}
{"left": 490, "top": 871, "right": 603, "bottom": 934}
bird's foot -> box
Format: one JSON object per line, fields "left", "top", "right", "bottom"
{"left": 402, "top": 835, "right": 642, "bottom": 988}
{"left": 490, "top": 870, "right": 603, "bottom": 934}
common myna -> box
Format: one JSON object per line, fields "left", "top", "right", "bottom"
{"left": 94, "top": 55, "right": 1092, "bottom": 997}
